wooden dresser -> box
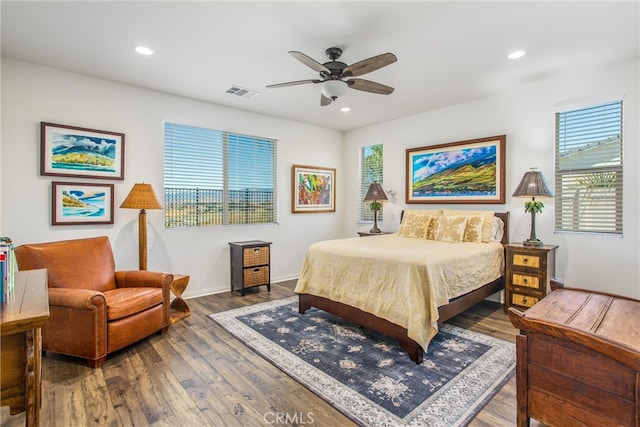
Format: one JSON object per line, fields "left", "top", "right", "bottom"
{"left": 1, "top": 269, "right": 49, "bottom": 427}
{"left": 509, "top": 283, "right": 640, "bottom": 427}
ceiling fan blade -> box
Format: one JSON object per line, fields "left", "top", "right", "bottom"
{"left": 343, "top": 53, "right": 397, "bottom": 77}
{"left": 266, "top": 79, "right": 322, "bottom": 88}
{"left": 320, "top": 94, "right": 332, "bottom": 106}
{"left": 347, "top": 78, "right": 394, "bottom": 95}
{"left": 289, "top": 51, "right": 331, "bottom": 74}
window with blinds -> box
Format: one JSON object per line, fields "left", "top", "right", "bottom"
{"left": 554, "top": 100, "right": 623, "bottom": 235}
{"left": 358, "top": 144, "right": 383, "bottom": 222}
{"left": 164, "top": 122, "right": 277, "bottom": 228}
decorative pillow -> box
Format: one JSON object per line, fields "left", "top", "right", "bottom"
{"left": 433, "top": 215, "right": 468, "bottom": 243}
{"left": 462, "top": 215, "right": 485, "bottom": 243}
{"left": 491, "top": 216, "right": 505, "bottom": 242}
{"left": 443, "top": 209, "right": 494, "bottom": 242}
{"left": 398, "top": 211, "right": 433, "bottom": 239}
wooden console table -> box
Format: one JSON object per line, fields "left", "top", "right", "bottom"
{"left": 509, "top": 283, "right": 640, "bottom": 426}
{"left": 1, "top": 269, "right": 49, "bottom": 427}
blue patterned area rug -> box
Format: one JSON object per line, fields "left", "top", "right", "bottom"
{"left": 209, "top": 296, "right": 515, "bottom": 426}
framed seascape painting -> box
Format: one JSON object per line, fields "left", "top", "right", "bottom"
{"left": 41, "top": 122, "right": 125, "bottom": 180}
{"left": 52, "top": 182, "right": 114, "bottom": 225}
{"left": 292, "top": 164, "right": 336, "bottom": 213}
{"left": 406, "top": 135, "right": 506, "bottom": 204}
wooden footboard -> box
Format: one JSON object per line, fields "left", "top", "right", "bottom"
{"left": 298, "top": 276, "right": 504, "bottom": 364}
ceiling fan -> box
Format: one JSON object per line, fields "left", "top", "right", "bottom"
{"left": 266, "top": 47, "right": 397, "bottom": 106}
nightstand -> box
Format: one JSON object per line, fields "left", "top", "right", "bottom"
{"left": 229, "top": 241, "right": 271, "bottom": 296}
{"left": 357, "top": 231, "right": 390, "bottom": 237}
{"left": 504, "top": 243, "right": 558, "bottom": 313}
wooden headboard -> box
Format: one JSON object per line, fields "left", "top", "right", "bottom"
{"left": 399, "top": 210, "right": 510, "bottom": 245}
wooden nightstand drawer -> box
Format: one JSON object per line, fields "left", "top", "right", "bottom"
{"left": 243, "top": 246, "right": 269, "bottom": 267}
{"left": 512, "top": 273, "right": 541, "bottom": 290}
{"left": 243, "top": 266, "right": 269, "bottom": 286}
{"left": 511, "top": 293, "right": 539, "bottom": 308}
{"left": 504, "top": 243, "right": 558, "bottom": 313}
{"left": 512, "top": 253, "right": 540, "bottom": 269}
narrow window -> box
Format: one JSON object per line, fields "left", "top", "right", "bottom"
{"left": 358, "top": 144, "right": 384, "bottom": 222}
{"left": 164, "top": 123, "right": 277, "bottom": 228}
{"left": 555, "top": 100, "right": 623, "bottom": 235}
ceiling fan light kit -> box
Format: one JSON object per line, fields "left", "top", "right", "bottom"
{"left": 267, "top": 46, "right": 397, "bottom": 106}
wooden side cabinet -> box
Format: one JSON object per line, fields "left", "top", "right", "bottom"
{"left": 229, "top": 241, "right": 271, "bottom": 296}
{"left": 1, "top": 269, "right": 49, "bottom": 427}
{"left": 504, "top": 243, "right": 557, "bottom": 312}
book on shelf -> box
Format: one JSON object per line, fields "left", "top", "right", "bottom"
{"left": 1, "top": 237, "right": 16, "bottom": 304}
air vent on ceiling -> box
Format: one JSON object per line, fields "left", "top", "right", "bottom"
{"left": 226, "top": 85, "right": 260, "bottom": 99}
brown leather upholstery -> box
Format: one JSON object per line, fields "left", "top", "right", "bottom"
{"left": 15, "top": 236, "right": 173, "bottom": 368}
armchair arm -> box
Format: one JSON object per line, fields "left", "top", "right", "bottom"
{"left": 114, "top": 270, "right": 173, "bottom": 289}
{"left": 48, "top": 287, "right": 106, "bottom": 310}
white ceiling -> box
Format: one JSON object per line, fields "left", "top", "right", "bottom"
{"left": 2, "top": 1, "right": 638, "bottom": 132}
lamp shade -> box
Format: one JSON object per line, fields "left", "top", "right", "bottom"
{"left": 512, "top": 169, "right": 554, "bottom": 198}
{"left": 120, "top": 183, "right": 163, "bottom": 210}
{"left": 320, "top": 80, "right": 348, "bottom": 100}
{"left": 364, "top": 183, "right": 388, "bottom": 202}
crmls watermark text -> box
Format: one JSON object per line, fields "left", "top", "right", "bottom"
{"left": 263, "top": 412, "right": 315, "bottom": 425}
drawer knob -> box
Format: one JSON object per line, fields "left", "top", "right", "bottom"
{"left": 253, "top": 268, "right": 260, "bottom": 272}
{"left": 522, "top": 296, "right": 528, "bottom": 305}
{"left": 254, "top": 248, "right": 261, "bottom": 253}
{"left": 523, "top": 258, "right": 528, "bottom": 264}
{"left": 523, "top": 278, "right": 528, "bottom": 285}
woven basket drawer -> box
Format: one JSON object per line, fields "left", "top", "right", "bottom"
{"left": 243, "top": 246, "right": 269, "bottom": 267}
{"left": 243, "top": 266, "right": 269, "bottom": 286}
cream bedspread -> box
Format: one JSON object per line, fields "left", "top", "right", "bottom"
{"left": 294, "top": 234, "right": 504, "bottom": 351}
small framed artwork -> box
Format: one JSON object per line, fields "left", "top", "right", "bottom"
{"left": 41, "top": 122, "right": 125, "bottom": 180}
{"left": 406, "top": 135, "right": 506, "bottom": 204}
{"left": 52, "top": 181, "right": 115, "bottom": 225}
{"left": 292, "top": 164, "right": 336, "bottom": 213}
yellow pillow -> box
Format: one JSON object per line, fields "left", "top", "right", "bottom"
{"left": 398, "top": 211, "right": 433, "bottom": 239}
{"left": 443, "top": 209, "right": 494, "bottom": 242}
{"left": 433, "top": 215, "right": 468, "bottom": 243}
{"left": 462, "top": 215, "right": 485, "bottom": 243}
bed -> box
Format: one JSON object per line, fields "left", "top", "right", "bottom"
{"left": 295, "top": 210, "right": 510, "bottom": 364}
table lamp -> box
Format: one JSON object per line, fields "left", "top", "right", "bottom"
{"left": 512, "top": 168, "right": 554, "bottom": 246}
{"left": 363, "top": 182, "right": 388, "bottom": 233}
{"left": 120, "top": 183, "right": 162, "bottom": 270}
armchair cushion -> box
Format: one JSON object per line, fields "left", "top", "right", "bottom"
{"left": 104, "top": 287, "right": 163, "bottom": 321}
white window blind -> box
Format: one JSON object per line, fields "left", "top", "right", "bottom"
{"left": 554, "top": 100, "right": 622, "bottom": 235}
{"left": 164, "top": 122, "right": 277, "bottom": 228}
{"left": 358, "top": 144, "right": 383, "bottom": 222}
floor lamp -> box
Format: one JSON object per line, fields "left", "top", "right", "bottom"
{"left": 120, "top": 183, "right": 162, "bottom": 270}
{"left": 512, "top": 168, "right": 554, "bottom": 246}
{"left": 363, "top": 182, "right": 388, "bottom": 233}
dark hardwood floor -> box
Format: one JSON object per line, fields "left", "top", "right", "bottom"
{"left": 1, "top": 281, "right": 545, "bottom": 426}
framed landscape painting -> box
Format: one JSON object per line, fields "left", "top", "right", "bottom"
{"left": 292, "top": 164, "right": 336, "bottom": 213}
{"left": 52, "top": 181, "right": 114, "bottom": 225}
{"left": 406, "top": 135, "right": 506, "bottom": 204}
{"left": 41, "top": 122, "right": 125, "bottom": 180}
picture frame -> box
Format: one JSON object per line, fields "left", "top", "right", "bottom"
{"left": 292, "top": 164, "right": 336, "bottom": 213}
{"left": 52, "top": 181, "right": 114, "bottom": 225}
{"left": 41, "top": 122, "right": 125, "bottom": 180}
{"left": 406, "top": 135, "right": 506, "bottom": 204}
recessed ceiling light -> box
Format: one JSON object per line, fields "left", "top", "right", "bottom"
{"left": 341, "top": 107, "right": 351, "bottom": 112}
{"left": 134, "top": 45, "right": 154, "bottom": 56}
{"left": 507, "top": 50, "right": 526, "bottom": 60}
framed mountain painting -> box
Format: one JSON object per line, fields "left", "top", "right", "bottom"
{"left": 41, "top": 122, "right": 125, "bottom": 180}
{"left": 406, "top": 135, "right": 505, "bottom": 204}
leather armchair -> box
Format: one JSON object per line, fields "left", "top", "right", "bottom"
{"left": 15, "top": 236, "right": 173, "bottom": 368}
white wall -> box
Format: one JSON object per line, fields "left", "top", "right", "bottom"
{"left": 1, "top": 58, "right": 345, "bottom": 298}
{"left": 344, "top": 58, "right": 639, "bottom": 299}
